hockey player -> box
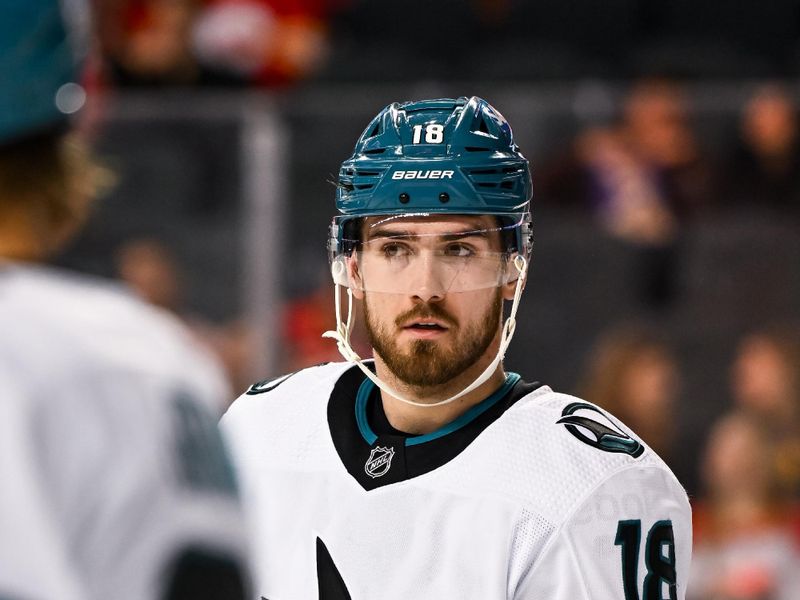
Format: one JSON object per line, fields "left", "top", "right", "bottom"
{"left": 222, "top": 97, "right": 692, "bottom": 598}
{"left": 0, "top": 2, "right": 250, "bottom": 599}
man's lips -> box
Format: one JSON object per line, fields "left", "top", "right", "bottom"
{"left": 401, "top": 324, "right": 448, "bottom": 339}
{"left": 395, "top": 305, "right": 457, "bottom": 332}
{"left": 400, "top": 316, "right": 451, "bottom": 330}
{"left": 399, "top": 319, "right": 451, "bottom": 339}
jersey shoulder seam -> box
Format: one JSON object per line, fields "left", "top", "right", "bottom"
{"left": 243, "top": 362, "right": 349, "bottom": 394}
{"left": 223, "top": 362, "right": 352, "bottom": 421}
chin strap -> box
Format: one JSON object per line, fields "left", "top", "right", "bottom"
{"left": 322, "top": 255, "right": 528, "bottom": 408}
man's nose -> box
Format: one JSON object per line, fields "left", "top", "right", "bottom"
{"left": 408, "top": 253, "right": 447, "bottom": 303}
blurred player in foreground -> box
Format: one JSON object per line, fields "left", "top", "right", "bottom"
{"left": 222, "top": 97, "right": 692, "bottom": 598}
{"left": 0, "top": 2, "right": 250, "bottom": 599}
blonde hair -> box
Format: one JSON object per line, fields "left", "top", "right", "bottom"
{"left": 0, "top": 130, "right": 112, "bottom": 234}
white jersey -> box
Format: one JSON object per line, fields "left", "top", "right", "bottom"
{"left": 0, "top": 263, "right": 251, "bottom": 600}
{"left": 222, "top": 361, "right": 692, "bottom": 600}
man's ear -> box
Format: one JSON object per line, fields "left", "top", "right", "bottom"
{"left": 501, "top": 277, "right": 520, "bottom": 301}
{"left": 501, "top": 256, "right": 526, "bottom": 301}
{"left": 347, "top": 256, "right": 365, "bottom": 300}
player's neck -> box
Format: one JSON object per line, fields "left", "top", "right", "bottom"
{"left": 373, "top": 350, "right": 508, "bottom": 436}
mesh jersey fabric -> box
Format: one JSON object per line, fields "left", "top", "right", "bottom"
{"left": 222, "top": 361, "right": 692, "bottom": 599}
{"left": 0, "top": 263, "right": 251, "bottom": 600}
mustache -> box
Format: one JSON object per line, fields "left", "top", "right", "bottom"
{"left": 394, "top": 303, "right": 457, "bottom": 328}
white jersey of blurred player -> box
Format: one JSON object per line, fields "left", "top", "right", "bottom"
{"left": 0, "top": 263, "right": 251, "bottom": 600}
{"left": 222, "top": 361, "right": 691, "bottom": 599}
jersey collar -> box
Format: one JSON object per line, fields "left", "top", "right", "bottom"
{"left": 354, "top": 372, "right": 521, "bottom": 447}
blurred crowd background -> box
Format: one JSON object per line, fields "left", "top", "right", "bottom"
{"left": 53, "top": 1, "right": 800, "bottom": 597}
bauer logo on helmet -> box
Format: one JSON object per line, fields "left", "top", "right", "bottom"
{"left": 390, "top": 170, "right": 455, "bottom": 180}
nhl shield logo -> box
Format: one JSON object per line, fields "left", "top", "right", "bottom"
{"left": 364, "top": 446, "right": 395, "bottom": 478}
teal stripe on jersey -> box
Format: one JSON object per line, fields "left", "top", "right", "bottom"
{"left": 354, "top": 379, "right": 379, "bottom": 445}
{"left": 354, "top": 373, "right": 521, "bottom": 447}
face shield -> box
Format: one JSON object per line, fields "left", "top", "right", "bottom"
{"left": 328, "top": 213, "right": 530, "bottom": 295}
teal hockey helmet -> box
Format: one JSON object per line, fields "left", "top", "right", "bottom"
{"left": 329, "top": 96, "right": 533, "bottom": 264}
{"left": 0, "top": 0, "right": 84, "bottom": 146}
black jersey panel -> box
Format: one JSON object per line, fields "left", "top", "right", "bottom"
{"left": 327, "top": 365, "right": 542, "bottom": 491}
{"left": 316, "top": 537, "right": 352, "bottom": 600}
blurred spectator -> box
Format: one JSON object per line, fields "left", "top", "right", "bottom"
{"left": 95, "top": 0, "right": 242, "bottom": 86}
{"left": 116, "top": 237, "right": 183, "bottom": 310}
{"left": 720, "top": 84, "right": 800, "bottom": 213}
{"left": 281, "top": 270, "right": 369, "bottom": 372}
{"left": 577, "top": 323, "right": 680, "bottom": 463}
{"left": 116, "top": 237, "right": 251, "bottom": 393}
{"left": 94, "top": 0, "right": 342, "bottom": 88}
{"left": 689, "top": 412, "right": 800, "bottom": 600}
{"left": 193, "top": 0, "right": 336, "bottom": 86}
{"left": 731, "top": 326, "right": 800, "bottom": 498}
{"left": 543, "top": 78, "right": 713, "bottom": 228}
{"left": 540, "top": 78, "right": 714, "bottom": 308}
{"left": 621, "top": 79, "right": 712, "bottom": 218}
{"left": 573, "top": 125, "right": 679, "bottom": 245}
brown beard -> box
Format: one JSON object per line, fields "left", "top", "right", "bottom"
{"left": 363, "top": 290, "right": 503, "bottom": 388}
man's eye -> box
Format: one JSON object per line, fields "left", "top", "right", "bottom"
{"left": 444, "top": 243, "right": 474, "bottom": 258}
{"left": 381, "top": 243, "right": 410, "bottom": 258}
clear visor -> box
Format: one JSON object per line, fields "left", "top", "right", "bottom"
{"left": 330, "top": 214, "right": 525, "bottom": 294}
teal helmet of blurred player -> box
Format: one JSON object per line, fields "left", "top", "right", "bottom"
{"left": 0, "top": 0, "right": 85, "bottom": 146}
{"left": 324, "top": 97, "right": 533, "bottom": 408}
{"left": 329, "top": 96, "right": 533, "bottom": 267}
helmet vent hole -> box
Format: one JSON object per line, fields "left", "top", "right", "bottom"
{"left": 500, "top": 181, "right": 515, "bottom": 190}
{"left": 363, "top": 148, "right": 386, "bottom": 155}
{"left": 439, "top": 193, "right": 449, "bottom": 203}
{"left": 399, "top": 193, "right": 410, "bottom": 204}
{"left": 368, "top": 122, "right": 382, "bottom": 138}
{"left": 477, "top": 118, "right": 490, "bottom": 134}
{"left": 465, "top": 146, "right": 490, "bottom": 152}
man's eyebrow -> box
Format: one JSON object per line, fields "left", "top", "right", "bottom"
{"left": 441, "top": 230, "right": 489, "bottom": 242}
{"left": 365, "top": 229, "right": 417, "bottom": 241}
